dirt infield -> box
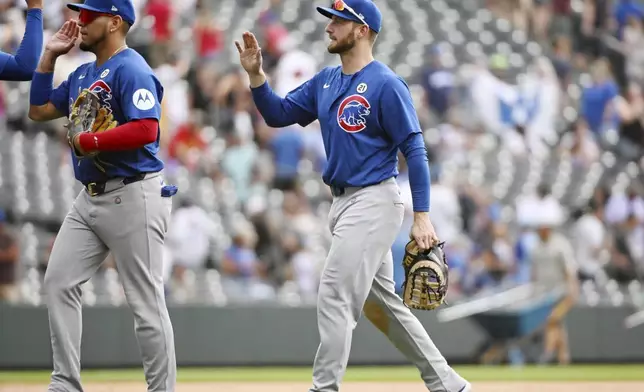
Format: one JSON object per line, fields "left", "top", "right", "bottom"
{"left": 2, "top": 381, "right": 643, "bottom": 392}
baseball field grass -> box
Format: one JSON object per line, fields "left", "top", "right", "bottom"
{"left": 1, "top": 364, "right": 644, "bottom": 391}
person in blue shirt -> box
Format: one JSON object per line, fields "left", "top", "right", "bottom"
{"left": 580, "top": 58, "right": 625, "bottom": 136}
{"left": 235, "top": 1, "right": 470, "bottom": 391}
{"left": 27, "top": 1, "right": 177, "bottom": 391}
{"left": 0, "top": 0, "right": 43, "bottom": 81}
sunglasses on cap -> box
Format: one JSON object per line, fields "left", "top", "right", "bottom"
{"left": 332, "top": 0, "right": 370, "bottom": 29}
{"left": 78, "top": 9, "right": 117, "bottom": 25}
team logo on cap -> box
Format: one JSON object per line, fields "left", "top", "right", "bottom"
{"left": 337, "top": 94, "right": 371, "bottom": 133}
{"left": 333, "top": 0, "right": 345, "bottom": 11}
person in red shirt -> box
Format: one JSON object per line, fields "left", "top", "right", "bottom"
{"left": 145, "top": 0, "right": 174, "bottom": 67}
{"left": 193, "top": 1, "right": 223, "bottom": 61}
{"left": 168, "top": 111, "right": 207, "bottom": 171}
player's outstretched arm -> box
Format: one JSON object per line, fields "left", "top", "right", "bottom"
{"left": 0, "top": 0, "right": 44, "bottom": 81}
{"left": 28, "top": 20, "right": 80, "bottom": 122}
{"left": 235, "top": 31, "right": 317, "bottom": 128}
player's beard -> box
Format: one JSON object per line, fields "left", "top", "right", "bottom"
{"left": 328, "top": 34, "right": 356, "bottom": 54}
{"left": 79, "top": 33, "right": 106, "bottom": 53}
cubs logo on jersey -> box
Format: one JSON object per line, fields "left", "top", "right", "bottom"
{"left": 337, "top": 94, "right": 371, "bottom": 133}
{"left": 88, "top": 80, "right": 113, "bottom": 109}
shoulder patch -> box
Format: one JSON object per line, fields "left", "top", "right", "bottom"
{"left": 133, "top": 89, "right": 155, "bottom": 111}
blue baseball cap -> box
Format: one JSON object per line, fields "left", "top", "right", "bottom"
{"left": 67, "top": 0, "right": 136, "bottom": 26}
{"left": 317, "top": 0, "right": 383, "bottom": 33}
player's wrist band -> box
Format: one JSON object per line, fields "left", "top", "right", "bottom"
{"left": 29, "top": 72, "right": 53, "bottom": 106}
{"left": 26, "top": 8, "right": 43, "bottom": 17}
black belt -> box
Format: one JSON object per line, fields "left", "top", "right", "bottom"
{"left": 330, "top": 180, "right": 389, "bottom": 197}
{"left": 330, "top": 185, "right": 346, "bottom": 197}
{"left": 84, "top": 173, "right": 147, "bottom": 196}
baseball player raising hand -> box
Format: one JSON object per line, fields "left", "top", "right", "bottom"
{"left": 236, "top": 1, "right": 470, "bottom": 391}
{"left": 28, "top": 1, "right": 177, "bottom": 391}
{"left": 0, "top": 0, "right": 43, "bottom": 81}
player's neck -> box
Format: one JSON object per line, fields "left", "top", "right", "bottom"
{"left": 95, "top": 39, "right": 128, "bottom": 68}
{"left": 339, "top": 47, "right": 374, "bottom": 75}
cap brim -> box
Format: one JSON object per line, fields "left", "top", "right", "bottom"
{"left": 67, "top": 3, "right": 105, "bottom": 13}
{"left": 316, "top": 6, "right": 360, "bottom": 23}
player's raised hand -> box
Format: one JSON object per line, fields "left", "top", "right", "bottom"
{"left": 410, "top": 212, "right": 439, "bottom": 251}
{"left": 45, "top": 20, "right": 80, "bottom": 56}
{"left": 235, "top": 31, "right": 263, "bottom": 75}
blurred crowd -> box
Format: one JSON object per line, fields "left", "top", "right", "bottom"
{"left": 0, "top": 0, "right": 643, "bottom": 306}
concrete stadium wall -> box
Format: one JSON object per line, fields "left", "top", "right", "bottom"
{"left": 1, "top": 304, "right": 644, "bottom": 369}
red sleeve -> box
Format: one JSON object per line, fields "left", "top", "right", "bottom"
{"left": 78, "top": 119, "right": 158, "bottom": 153}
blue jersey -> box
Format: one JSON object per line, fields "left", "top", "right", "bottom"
{"left": 283, "top": 60, "right": 422, "bottom": 187}
{"left": 50, "top": 48, "right": 164, "bottom": 184}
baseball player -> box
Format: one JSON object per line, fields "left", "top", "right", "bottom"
{"left": 27, "top": 1, "right": 177, "bottom": 391}
{"left": 0, "top": 0, "right": 43, "bottom": 81}
{"left": 236, "top": 1, "right": 470, "bottom": 391}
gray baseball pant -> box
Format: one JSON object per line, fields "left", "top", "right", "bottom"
{"left": 43, "top": 172, "right": 176, "bottom": 392}
{"left": 310, "top": 178, "right": 467, "bottom": 392}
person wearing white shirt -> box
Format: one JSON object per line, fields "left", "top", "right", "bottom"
{"left": 164, "top": 199, "right": 217, "bottom": 287}
{"left": 604, "top": 185, "right": 644, "bottom": 226}
{"left": 572, "top": 200, "right": 607, "bottom": 280}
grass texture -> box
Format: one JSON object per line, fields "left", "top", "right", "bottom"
{"left": 1, "top": 364, "right": 644, "bottom": 384}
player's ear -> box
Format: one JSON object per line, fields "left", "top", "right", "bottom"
{"left": 359, "top": 24, "right": 370, "bottom": 40}
{"left": 108, "top": 15, "right": 123, "bottom": 34}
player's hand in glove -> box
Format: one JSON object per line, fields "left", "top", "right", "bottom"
{"left": 401, "top": 239, "right": 449, "bottom": 311}
{"left": 92, "top": 107, "right": 119, "bottom": 133}
{"left": 66, "top": 90, "right": 101, "bottom": 157}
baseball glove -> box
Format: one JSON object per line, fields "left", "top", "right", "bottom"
{"left": 66, "top": 90, "right": 101, "bottom": 157}
{"left": 401, "top": 239, "right": 449, "bottom": 311}
{"left": 92, "top": 107, "right": 119, "bottom": 133}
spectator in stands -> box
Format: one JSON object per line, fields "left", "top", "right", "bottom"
{"left": 516, "top": 183, "right": 566, "bottom": 228}
{"left": 220, "top": 123, "right": 260, "bottom": 203}
{"left": 580, "top": 58, "right": 624, "bottom": 136}
{"left": 550, "top": 35, "right": 573, "bottom": 90}
{"left": 270, "top": 126, "right": 304, "bottom": 192}
{"left": 617, "top": 82, "right": 644, "bottom": 161}
{"left": 192, "top": 1, "right": 223, "bottom": 62}
{"left": 624, "top": 16, "right": 644, "bottom": 84}
{"left": 256, "top": 0, "right": 288, "bottom": 72}
{"left": 579, "top": 0, "right": 610, "bottom": 63}
{"left": 167, "top": 109, "right": 207, "bottom": 172}
{"left": 605, "top": 183, "right": 644, "bottom": 226}
{"left": 559, "top": 118, "right": 600, "bottom": 168}
{"left": 281, "top": 230, "right": 318, "bottom": 302}
{"left": 145, "top": 0, "right": 175, "bottom": 67}
{"left": 164, "top": 198, "right": 218, "bottom": 297}
{"left": 0, "top": 210, "right": 18, "bottom": 302}
{"left": 154, "top": 53, "right": 191, "bottom": 142}
{"left": 220, "top": 219, "right": 275, "bottom": 301}
{"left": 550, "top": 0, "right": 573, "bottom": 38}
{"left": 531, "top": 0, "right": 552, "bottom": 43}
{"left": 420, "top": 46, "right": 455, "bottom": 121}
{"left": 608, "top": 212, "right": 644, "bottom": 282}
{"left": 436, "top": 109, "right": 473, "bottom": 166}
{"left": 572, "top": 199, "right": 608, "bottom": 280}
{"left": 523, "top": 56, "right": 561, "bottom": 155}
{"left": 429, "top": 170, "right": 462, "bottom": 245}
{"left": 611, "top": 0, "right": 644, "bottom": 40}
